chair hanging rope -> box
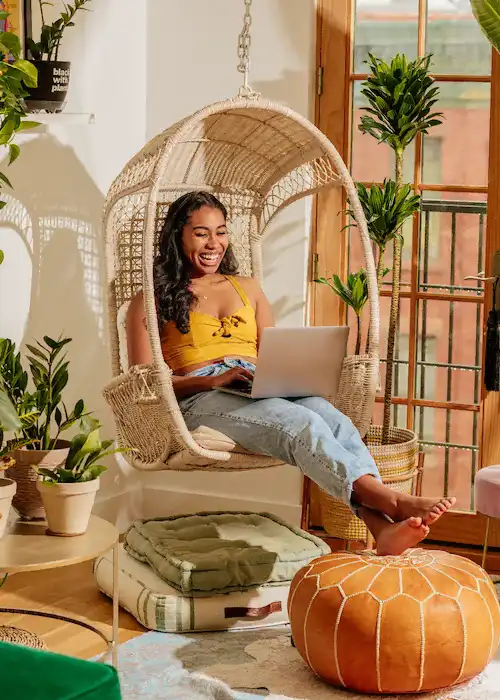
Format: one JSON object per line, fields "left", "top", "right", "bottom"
{"left": 102, "top": 4, "right": 380, "bottom": 473}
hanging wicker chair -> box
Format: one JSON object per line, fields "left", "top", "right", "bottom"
{"left": 102, "top": 95, "right": 380, "bottom": 472}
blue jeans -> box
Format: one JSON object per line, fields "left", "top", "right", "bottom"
{"left": 178, "top": 359, "right": 381, "bottom": 512}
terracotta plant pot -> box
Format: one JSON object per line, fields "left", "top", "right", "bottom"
{"left": 37, "top": 478, "right": 100, "bottom": 536}
{"left": 6, "top": 441, "right": 70, "bottom": 520}
{"left": 0, "top": 478, "right": 17, "bottom": 538}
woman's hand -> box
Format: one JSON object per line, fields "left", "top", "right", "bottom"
{"left": 210, "top": 367, "right": 254, "bottom": 389}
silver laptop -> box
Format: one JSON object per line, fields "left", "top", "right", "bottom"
{"left": 217, "top": 326, "right": 349, "bottom": 400}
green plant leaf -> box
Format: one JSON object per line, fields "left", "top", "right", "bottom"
{"left": 8, "top": 143, "right": 20, "bottom": 165}
{"left": 17, "top": 120, "right": 40, "bottom": 132}
{"left": 0, "top": 388, "right": 21, "bottom": 431}
{"left": 0, "top": 171, "right": 12, "bottom": 189}
{"left": 79, "top": 464, "right": 106, "bottom": 482}
{"left": 470, "top": 0, "right": 500, "bottom": 53}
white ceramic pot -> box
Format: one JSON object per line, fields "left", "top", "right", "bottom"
{"left": 0, "top": 478, "right": 17, "bottom": 538}
{"left": 36, "top": 478, "right": 99, "bottom": 536}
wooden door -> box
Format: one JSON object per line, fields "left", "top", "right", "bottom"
{"left": 306, "top": 0, "right": 500, "bottom": 558}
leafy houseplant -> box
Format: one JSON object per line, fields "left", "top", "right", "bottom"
{"left": 0, "top": 376, "right": 20, "bottom": 536}
{"left": 25, "top": 0, "right": 92, "bottom": 113}
{"left": 315, "top": 54, "right": 443, "bottom": 543}
{"left": 358, "top": 53, "right": 443, "bottom": 444}
{"left": 0, "top": 11, "right": 39, "bottom": 264}
{"left": 315, "top": 268, "right": 388, "bottom": 355}
{"left": 0, "top": 335, "right": 86, "bottom": 520}
{"left": 36, "top": 418, "right": 126, "bottom": 536}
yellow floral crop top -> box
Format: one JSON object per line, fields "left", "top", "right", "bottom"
{"left": 161, "top": 276, "right": 258, "bottom": 371}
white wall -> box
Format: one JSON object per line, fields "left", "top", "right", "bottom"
{"left": 143, "top": 0, "right": 316, "bottom": 525}
{"left": 0, "top": 0, "right": 316, "bottom": 529}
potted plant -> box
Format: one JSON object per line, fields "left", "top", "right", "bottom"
{"left": 25, "top": 0, "right": 91, "bottom": 113}
{"left": 0, "top": 372, "right": 39, "bottom": 536}
{"left": 36, "top": 417, "right": 124, "bottom": 536}
{"left": 0, "top": 10, "right": 39, "bottom": 265}
{"left": 0, "top": 336, "right": 86, "bottom": 519}
{"left": 358, "top": 53, "right": 443, "bottom": 445}
{"left": 316, "top": 54, "right": 443, "bottom": 541}
{"left": 0, "top": 377, "right": 20, "bottom": 536}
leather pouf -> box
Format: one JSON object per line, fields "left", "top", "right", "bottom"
{"left": 288, "top": 549, "right": 500, "bottom": 695}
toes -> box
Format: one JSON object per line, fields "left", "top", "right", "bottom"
{"left": 408, "top": 516, "right": 422, "bottom": 528}
{"left": 425, "top": 511, "right": 440, "bottom": 525}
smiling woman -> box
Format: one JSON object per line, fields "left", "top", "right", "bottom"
{"left": 123, "top": 190, "right": 456, "bottom": 557}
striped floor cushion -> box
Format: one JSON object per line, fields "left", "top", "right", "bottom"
{"left": 94, "top": 544, "right": 293, "bottom": 633}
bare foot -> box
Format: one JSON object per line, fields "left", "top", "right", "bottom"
{"left": 393, "top": 494, "right": 456, "bottom": 526}
{"left": 352, "top": 476, "right": 455, "bottom": 526}
{"left": 376, "top": 517, "right": 430, "bottom": 556}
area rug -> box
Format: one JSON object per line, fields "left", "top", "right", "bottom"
{"left": 115, "top": 627, "right": 500, "bottom": 700}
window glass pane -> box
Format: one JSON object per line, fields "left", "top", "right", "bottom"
{"left": 351, "top": 82, "right": 394, "bottom": 181}
{"left": 422, "top": 82, "right": 490, "bottom": 187}
{"left": 416, "top": 298, "right": 483, "bottom": 405}
{"left": 419, "top": 192, "right": 487, "bottom": 297}
{"left": 426, "top": 0, "right": 491, "bottom": 76}
{"left": 416, "top": 407, "right": 478, "bottom": 510}
{"left": 354, "top": 0, "right": 418, "bottom": 73}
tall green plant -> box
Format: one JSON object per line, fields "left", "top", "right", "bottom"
{"left": 359, "top": 53, "right": 443, "bottom": 443}
{"left": 347, "top": 180, "right": 421, "bottom": 289}
{"left": 470, "top": 0, "right": 500, "bottom": 53}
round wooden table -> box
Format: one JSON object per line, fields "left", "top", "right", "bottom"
{"left": 0, "top": 515, "right": 119, "bottom": 667}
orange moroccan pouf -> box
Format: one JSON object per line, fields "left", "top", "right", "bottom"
{"left": 288, "top": 549, "right": 500, "bottom": 695}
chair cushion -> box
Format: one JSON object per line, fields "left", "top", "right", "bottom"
{"left": 95, "top": 543, "right": 293, "bottom": 632}
{"left": 123, "top": 512, "right": 331, "bottom": 596}
{"left": 0, "top": 641, "right": 121, "bottom": 699}
{"left": 475, "top": 466, "right": 500, "bottom": 517}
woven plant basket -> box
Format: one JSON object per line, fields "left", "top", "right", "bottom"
{"left": 320, "top": 426, "right": 419, "bottom": 542}
{"left": 6, "top": 441, "right": 70, "bottom": 520}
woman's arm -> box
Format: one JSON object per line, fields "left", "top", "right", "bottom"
{"left": 125, "top": 293, "right": 253, "bottom": 399}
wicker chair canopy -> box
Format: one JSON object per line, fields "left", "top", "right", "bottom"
{"left": 102, "top": 96, "right": 380, "bottom": 472}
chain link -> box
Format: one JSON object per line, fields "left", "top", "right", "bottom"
{"left": 237, "top": 0, "right": 252, "bottom": 91}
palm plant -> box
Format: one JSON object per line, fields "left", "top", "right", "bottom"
{"left": 359, "top": 53, "right": 443, "bottom": 443}
{"left": 315, "top": 268, "right": 388, "bottom": 355}
{"left": 347, "top": 180, "right": 421, "bottom": 289}
{"left": 470, "top": 0, "right": 500, "bottom": 53}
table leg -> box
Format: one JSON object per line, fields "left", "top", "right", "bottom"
{"left": 111, "top": 541, "right": 119, "bottom": 669}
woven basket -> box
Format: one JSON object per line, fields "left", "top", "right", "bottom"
{"left": 6, "top": 441, "right": 70, "bottom": 520}
{"left": 320, "top": 425, "right": 419, "bottom": 542}
{"left": 0, "top": 625, "right": 47, "bottom": 649}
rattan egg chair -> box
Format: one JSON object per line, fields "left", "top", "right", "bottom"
{"left": 101, "top": 5, "right": 380, "bottom": 473}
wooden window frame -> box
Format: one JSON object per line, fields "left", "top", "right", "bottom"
{"left": 304, "top": 0, "right": 500, "bottom": 563}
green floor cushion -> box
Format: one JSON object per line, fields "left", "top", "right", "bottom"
{"left": 124, "top": 511, "right": 330, "bottom": 596}
{"left": 0, "top": 641, "right": 121, "bottom": 699}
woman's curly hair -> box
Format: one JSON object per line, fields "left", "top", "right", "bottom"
{"left": 154, "top": 191, "right": 239, "bottom": 333}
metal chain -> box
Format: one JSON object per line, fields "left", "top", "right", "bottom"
{"left": 237, "top": 0, "right": 253, "bottom": 94}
